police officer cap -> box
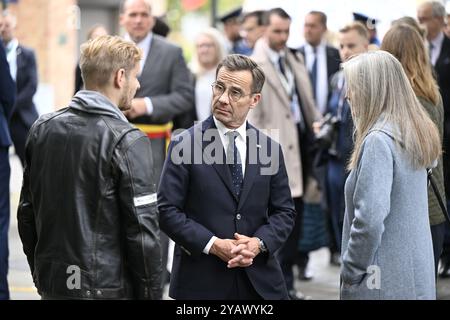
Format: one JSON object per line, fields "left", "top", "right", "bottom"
{"left": 353, "top": 12, "right": 378, "bottom": 27}
{"left": 218, "top": 7, "right": 243, "bottom": 23}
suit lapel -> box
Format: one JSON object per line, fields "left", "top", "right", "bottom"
{"left": 326, "top": 47, "right": 335, "bottom": 79}
{"left": 16, "top": 46, "right": 24, "bottom": 68}
{"left": 436, "top": 35, "right": 450, "bottom": 67}
{"left": 288, "top": 52, "right": 316, "bottom": 127}
{"left": 199, "top": 117, "right": 238, "bottom": 202}
{"left": 140, "top": 35, "right": 163, "bottom": 79}
{"left": 15, "top": 46, "right": 24, "bottom": 83}
{"left": 263, "top": 60, "right": 292, "bottom": 110}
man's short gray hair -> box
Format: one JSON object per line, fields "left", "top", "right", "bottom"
{"left": 120, "top": 0, "right": 152, "bottom": 14}
{"left": 429, "top": 1, "right": 446, "bottom": 18}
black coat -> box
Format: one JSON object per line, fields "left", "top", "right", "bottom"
{"left": 0, "top": 42, "right": 16, "bottom": 147}
{"left": 434, "top": 35, "right": 450, "bottom": 198}
{"left": 18, "top": 93, "right": 162, "bottom": 299}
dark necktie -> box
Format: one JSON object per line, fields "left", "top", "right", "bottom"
{"left": 278, "top": 56, "right": 287, "bottom": 79}
{"left": 309, "top": 47, "right": 318, "bottom": 99}
{"left": 226, "top": 131, "right": 243, "bottom": 198}
{"left": 429, "top": 42, "right": 434, "bottom": 64}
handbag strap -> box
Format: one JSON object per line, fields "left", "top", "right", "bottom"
{"left": 427, "top": 169, "right": 450, "bottom": 226}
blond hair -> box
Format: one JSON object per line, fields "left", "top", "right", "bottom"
{"left": 339, "top": 21, "right": 369, "bottom": 41}
{"left": 80, "top": 35, "right": 141, "bottom": 89}
{"left": 381, "top": 24, "right": 440, "bottom": 105}
{"left": 344, "top": 51, "right": 441, "bottom": 170}
{"left": 191, "top": 28, "right": 227, "bottom": 75}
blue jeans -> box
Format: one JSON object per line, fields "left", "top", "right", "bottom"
{"left": 0, "top": 147, "right": 10, "bottom": 300}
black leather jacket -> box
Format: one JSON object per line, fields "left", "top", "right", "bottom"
{"left": 17, "top": 91, "right": 162, "bottom": 300}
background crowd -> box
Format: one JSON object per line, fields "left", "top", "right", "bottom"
{"left": 1, "top": 0, "right": 450, "bottom": 300}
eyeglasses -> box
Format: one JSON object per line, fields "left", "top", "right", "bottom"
{"left": 196, "top": 43, "right": 215, "bottom": 49}
{"left": 211, "top": 82, "right": 254, "bottom": 102}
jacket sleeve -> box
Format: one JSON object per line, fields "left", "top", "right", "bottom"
{"left": 252, "top": 144, "right": 297, "bottom": 254}
{"left": 17, "top": 125, "right": 37, "bottom": 276}
{"left": 0, "top": 43, "right": 16, "bottom": 120}
{"left": 149, "top": 47, "right": 194, "bottom": 123}
{"left": 114, "top": 132, "right": 162, "bottom": 300}
{"left": 14, "top": 48, "right": 38, "bottom": 113}
{"left": 157, "top": 137, "right": 215, "bottom": 257}
{"left": 341, "top": 132, "right": 393, "bottom": 284}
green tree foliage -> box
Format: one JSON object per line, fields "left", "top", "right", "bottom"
{"left": 166, "top": 0, "right": 244, "bottom": 31}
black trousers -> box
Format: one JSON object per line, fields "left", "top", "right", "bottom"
{"left": 9, "top": 117, "right": 29, "bottom": 167}
{"left": 0, "top": 147, "right": 10, "bottom": 300}
{"left": 276, "top": 197, "right": 303, "bottom": 292}
{"left": 431, "top": 222, "right": 446, "bottom": 277}
{"left": 226, "top": 269, "right": 262, "bottom": 300}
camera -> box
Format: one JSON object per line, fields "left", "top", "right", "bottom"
{"left": 315, "top": 113, "right": 339, "bottom": 149}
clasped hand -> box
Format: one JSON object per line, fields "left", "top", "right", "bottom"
{"left": 210, "top": 233, "right": 261, "bottom": 269}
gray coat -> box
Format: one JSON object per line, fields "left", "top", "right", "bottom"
{"left": 340, "top": 123, "right": 436, "bottom": 300}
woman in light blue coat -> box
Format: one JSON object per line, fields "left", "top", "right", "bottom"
{"left": 340, "top": 51, "right": 442, "bottom": 300}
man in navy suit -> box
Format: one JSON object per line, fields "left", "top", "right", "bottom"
{"left": 2, "top": 13, "right": 38, "bottom": 166}
{"left": 158, "top": 54, "right": 296, "bottom": 300}
{"left": 0, "top": 9, "right": 16, "bottom": 300}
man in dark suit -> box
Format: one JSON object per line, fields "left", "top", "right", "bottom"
{"left": 1, "top": 13, "right": 38, "bottom": 167}
{"left": 299, "top": 11, "right": 342, "bottom": 270}
{"left": 418, "top": 0, "right": 450, "bottom": 277}
{"left": 120, "top": 0, "right": 193, "bottom": 182}
{"left": 158, "top": 54, "right": 296, "bottom": 300}
{"left": 0, "top": 9, "right": 16, "bottom": 300}
{"left": 299, "top": 11, "right": 341, "bottom": 115}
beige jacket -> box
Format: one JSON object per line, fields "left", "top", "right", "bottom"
{"left": 249, "top": 38, "right": 320, "bottom": 198}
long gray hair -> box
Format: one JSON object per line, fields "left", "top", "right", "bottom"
{"left": 343, "top": 50, "right": 441, "bottom": 170}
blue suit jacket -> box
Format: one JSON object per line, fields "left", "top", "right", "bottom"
{"left": 12, "top": 45, "right": 38, "bottom": 128}
{"left": 158, "top": 116, "right": 296, "bottom": 299}
{"left": 0, "top": 42, "right": 16, "bottom": 147}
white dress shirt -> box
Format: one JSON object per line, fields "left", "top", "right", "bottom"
{"left": 5, "top": 38, "right": 18, "bottom": 81}
{"left": 124, "top": 32, "right": 154, "bottom": 115}
{"left": 304, "top": 40, "right": 328, "bottom": 114}
{"left": 429, "top": 31, "right": 444, "bottom": 66}
{"left": 203, "top": 117, "right": 248, "bottom": 254}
